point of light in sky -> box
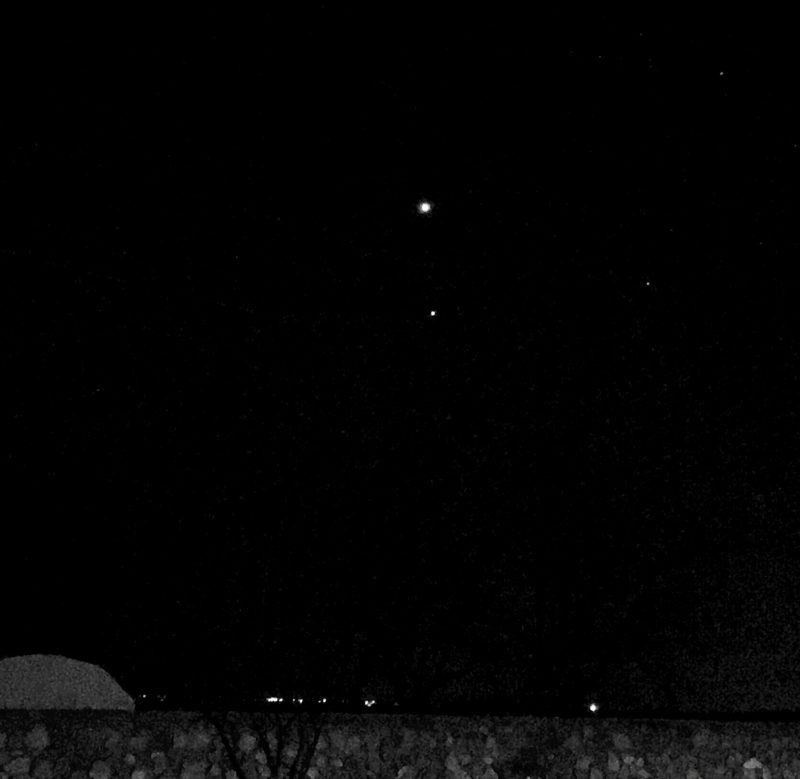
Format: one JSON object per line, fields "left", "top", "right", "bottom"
{"left": 417, "top": 200, "right": 433, "bottom": 215}
{"left": 430, "top": 310, "right": 437, "bottom": 317}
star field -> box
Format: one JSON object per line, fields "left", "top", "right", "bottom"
{"left": 4, "top": 9, "right": 800, "bottom": 715}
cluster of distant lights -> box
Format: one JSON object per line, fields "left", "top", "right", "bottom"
{"left": 140, "top": 691, "right": 600, "bottom": 714}
{"left": 263, "top": 696, "right": 377, "bottom": 708}
{"left": 138, "top": 693, "right": 377, "bottom": 707}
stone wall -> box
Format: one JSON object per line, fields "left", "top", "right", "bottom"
{"left": 0, "top": 709, "right": 798, "bottom": 778}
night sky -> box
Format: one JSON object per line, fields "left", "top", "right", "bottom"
{"left": 5, "top": 10, "right": 800, "bottom": 716}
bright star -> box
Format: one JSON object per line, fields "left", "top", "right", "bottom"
{"left": 417, "top": 200, "right": 433, "bottom": 215}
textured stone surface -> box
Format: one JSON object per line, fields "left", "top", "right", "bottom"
{"left": 0, "top": 655, "right": 134, "bottom": 711}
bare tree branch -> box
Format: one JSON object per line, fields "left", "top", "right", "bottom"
{"left": 198, "top": 704, "right": 328, "bottom": 779}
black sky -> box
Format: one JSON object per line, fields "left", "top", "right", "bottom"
{"left": 4, "top": 10, "right": 800, "bottom": 715}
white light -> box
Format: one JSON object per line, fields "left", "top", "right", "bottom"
{"left": 417, "top": 200, "right": 433, "bottom": 215}
{"left": 364, "top": 699, "right": 376, "bottom": 708}
{"left": 588, "top": 702, "right": 599, "bottom": 713}
{"left": 430, "top": 310, "right": 437, "bottom": 317}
